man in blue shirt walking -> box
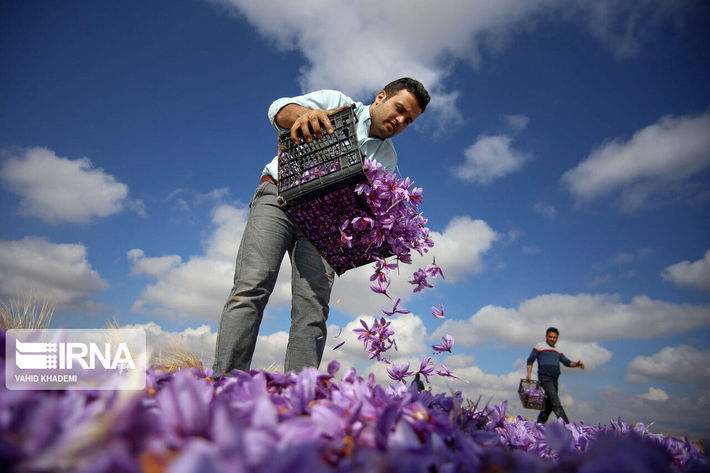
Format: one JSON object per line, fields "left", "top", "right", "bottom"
{"left": 526, "top": 327, "right": 585, "bottom": 423}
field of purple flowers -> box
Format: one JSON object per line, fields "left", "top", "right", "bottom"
{"left": 2, "top": 165, "right": 708, "bottom": 472}
{"left": 1, "top": 342, "right": 707, "bottom": 473}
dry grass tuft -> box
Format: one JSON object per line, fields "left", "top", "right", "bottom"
{"left": 105, "top": 318, "right": 207, "bottom": 373}
{"left": 151, "top": 345, "right": 205, "bottom": 373}
{"left": 263, "top": 361, "right": 284, "bottom": 373}
{"left": 0, "top": 292, "right": 56, "bottom": 330}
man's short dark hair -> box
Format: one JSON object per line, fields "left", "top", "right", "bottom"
{"left": 546, "top": 327, "right": 559, "bottom": 336}
{"left": 382, "top": 77, "right": 430, "bottom": 113}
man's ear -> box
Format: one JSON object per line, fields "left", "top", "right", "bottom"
{"left": 373, "top": 90, "right": 387, "bottom": 105}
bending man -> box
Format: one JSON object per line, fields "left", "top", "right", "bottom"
{"left": 213, "top": 78, "right": 430, "bottom": 377}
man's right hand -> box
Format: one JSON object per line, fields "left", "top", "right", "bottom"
{"left": 277, "top": 104, "right": 351, "bottom": 144}
{"left": 526, "top": 375, "right": 531, "bottom": 381}
{"left": 290, "top": 108, "right": 334, "bottom": 143}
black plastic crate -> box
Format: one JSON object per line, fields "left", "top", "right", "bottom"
{"left": 275, "top": 105, "right": 391, "bottom": 274}
{"left": 518, "top": 379, "right": 546, "bottom": 410}
{"left": 276, "top": 104, "right": 366, "bottom": 205}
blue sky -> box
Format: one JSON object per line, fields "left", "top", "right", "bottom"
{"left": 2, "top": 1, "right": 709, "bottom": 438}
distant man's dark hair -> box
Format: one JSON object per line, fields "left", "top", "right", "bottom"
{"left": 382, "top": 77, "right": 430, "bottom": 112}
{"left": 546, "top": 327, "right": 559, "bottom": 336}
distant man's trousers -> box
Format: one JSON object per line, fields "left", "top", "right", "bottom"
{"left": 212, "top": 180, "right": 334, "bottom": 376}
{"left": 537, "top": 376, "right": 570, "bottom": 424}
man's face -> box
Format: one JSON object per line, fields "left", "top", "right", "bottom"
{"left": 369, "top": 89, "right": 422, "bottom": 139}
{"left": 546, "top": 331, "right": 558, "bottom": 347}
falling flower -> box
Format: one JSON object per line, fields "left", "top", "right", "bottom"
{"left": 353, "top": 317, "right": 396, "bottom": 361}
{"left": 425, "top": 256, "right": 445, "bottom": 280}
{"left": 409, "top": 268, "right": 433, "bottom": 292}
{"left": 432, "top": 302, "right": 445, "bottom": 319}
{"left": 369, "top": 278, "right": 391, "bottom": 299}
{"left": 432, "top": 334, "right": 455, "bottom": 354}
{"left": 370, "top": 257, "right": 398, "bottom": 284}
{"left": 383, "top": 298, "right": 410, "bottom": 317}
{"left": 436, "top": 364, "right": 464, "bottom": 381}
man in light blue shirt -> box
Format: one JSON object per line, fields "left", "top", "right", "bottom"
{"left": 213, "top": 78, "right": 430, "bottom": 376}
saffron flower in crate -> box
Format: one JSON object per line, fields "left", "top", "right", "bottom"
{"left": 524, "top": 387, "right": 545, "bottom": 400}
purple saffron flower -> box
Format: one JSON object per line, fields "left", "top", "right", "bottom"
{"left": 417, "top": 356, "right": 435, "bottom": 383}
{"left": 425, "top": 256, "right": 445, "bottom": 280}
{"left": 369, "top": 257, "right": 397, "bottom": 288}
{"left": 338, "top": 220, "right": 353, "bottom": 248}
{"left": 386, "top": 362, "right": 414, "bottom": 382}
{"left": 409, "top": 268, "right": 433, "bottom": 292}
{"left": 352, "top": 216, "right": 374, "bottom": 231}
{"left": 436, "top": 364, "right": 463, "bottom": 381}
{"left": 383, "top": 298, "right": 410, "bottom": 317}
{"left": 432, "top": 302, "right": 445, "bottom": 319}
{"left": 156, "top": 369, "right": 215, "bottom": 444}
{"left": 369, "top": 277, "right": 391, "bottom": 299}
{"left": 432, "top": 334, "right": 454, "bottom": 354}
{"left": 353, "top": 319, "right": 374, "bottom": 343}
{"left": 354, "top": 317, "right": 397, "bottom": 361}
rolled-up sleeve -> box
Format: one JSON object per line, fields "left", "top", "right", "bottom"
{"left": 268, "top": 90, "right": 354, "bottom": 131}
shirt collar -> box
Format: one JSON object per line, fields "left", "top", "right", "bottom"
{"left": 356, "top": 103, "right": 375, "bottom": 142}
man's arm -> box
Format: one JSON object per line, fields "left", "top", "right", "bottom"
{"left": 526, "top": 348, "right": 538, "bottom": 381}
{"left": 268, "top": 90, "right": 353, "bottom": 144}
{"left": 560, "top": 354, "right": 583, "bottom": 370}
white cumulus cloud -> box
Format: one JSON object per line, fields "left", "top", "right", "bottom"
{"left": 0, "top": 147, "right": 141, "bottom": 224}
{"left": 561, "top": 112, "right": 710, "bottom": 211}
{"left": 627, "top": 345, "right": 710, "bottom": 386}
{"left": 122, "top": 321, "right": 218, "bottom": 365}
{"left": 637, "top": 387, "right": 669, "bottom": 402}
{"left": 129, "top": 203, "right": 258, "bottom": 320}
{"left": 0, "top": 236, "right": 108, "bottom": 310}
{"left": 212, "top": 0, "right": 686, "bottom": 126}
{"left": 661, "top": 249, "right": 710, "bottom": 292}
{"left": 434, "top": 293, "right": 710, "bottom": 347}
{"left": 453, "top": 135, "right": 531, "bottom": 185}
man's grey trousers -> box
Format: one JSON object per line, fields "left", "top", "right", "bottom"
{"left": 212, "top": 180, "right": 334, "bottom": 376}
